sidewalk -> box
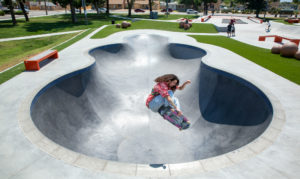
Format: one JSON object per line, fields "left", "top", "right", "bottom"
{"left": 0, "top": 10, "right": 67, "bottom": 21}
{"left": 0, "top": 30, "right": 83, "bottom": 42}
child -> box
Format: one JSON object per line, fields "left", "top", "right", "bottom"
{"left": 231, "top": 24, "right": 235, "bottom": 36}
{"left": 227, "top": 23, "right": 232, "bottom": 37}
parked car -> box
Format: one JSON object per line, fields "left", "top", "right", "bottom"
{"left": 134, "top": 9, "right": 145, "bottom": 13}
{"left": 186, "top": 9, "right": 198, "bottom": 14}
{"left": 1, "top": 7, "right": 10, "bottom": 14}
{"left": 70, "top": 9, "right": 80, "bottom": 13}
{"left": 98, "top": 8, "right": 107, "bottom": 13}
{"left": 161, "top": 8, "right": 173, "bottom": 12}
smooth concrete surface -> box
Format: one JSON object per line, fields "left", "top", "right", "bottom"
{"left": 0, "top": 16, "right": 300, "bottom": 178}
{"left": 30, "top": 35, "right": 272, "bottom": 165}
{"left": 206, "top": 15, "right": 300, "bottom": 49}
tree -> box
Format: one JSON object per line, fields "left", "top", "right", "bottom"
{"left": 148, "top": 0, "right": 153, "bottom": 13}
{"left": 17, "top": 0, "right": 29, "bottom": 21}
{"left": 269, "top": 7, "right": 280, "bottom": 17}
{"left": 44, "top": 0, "right": 48, "bottom": 15}
{"left": 127, "top": 0, "right": 134, "bottom": 17}
{"left": 74, "top": 0, "right": 82, "bottom": 14}
{"left": 52, "top": 0, "right": 69, "bottom": 13}
{"left": 87, "top": 0, "right": 105, "bottom": 14}
{"left": 293, "top": 0, "right": 300, "bottom": 17}
{"left": 202, "top": 0, "right": 217, "bottom": 15}
{"left": 179, "top": 0, "right": 213, "bottom": 12}
{"left": 106, "top": 0, "right": 109, "bottom": 15}
{"left": 237, "top": 0, "right": 267, "bottom": 18}
{"left": 69, "top": 0, "right": 77, "bottom": 22}
{"left": 52, "top": 0, "right": 77, "bottom": 23}
{"left": 4, "top": 0, "right": 17, "bottom": 25}
{"left": 179, "top": 0, "right": 194, "bottom": 9}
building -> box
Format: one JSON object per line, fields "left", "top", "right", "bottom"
{"left": 108, "top": 0, "right": 160, "bottom": 10}
{"left": 28, "top": 1, "right": 63, "bottom": 10}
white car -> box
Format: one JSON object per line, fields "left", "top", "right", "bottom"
{"left": 98, "top": 8, "right": 107, "bottom": 13}
{"left": 186, "top": 9, "right": 198, "bottom": 14}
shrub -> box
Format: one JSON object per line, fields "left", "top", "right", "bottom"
{"left": 3, "top": 9, "right": 10, "bottom": 14}
{"left": 14, "top": 10, "right": 23, "bottom": 15}
{"left": 0, "top": 10, "right": 4, "bottom": 16}
{"left": 242, "top": 9, "right": 253, "bottom": 14}
{"left": 221, "top": 9, "right": 232, "bottom": 13}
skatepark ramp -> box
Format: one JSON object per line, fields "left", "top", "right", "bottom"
{"left": 31, "top": 34, "right": 272, "bottom": 164}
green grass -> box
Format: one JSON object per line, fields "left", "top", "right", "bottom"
{"left": 0, "top": 14, "right": 115, "bottom": 39}
{"left": 91, "top": 20, "right": 217, "bottom": 39}
{"left": 0, "top": 13, "right": 202, "bottom": 39}
{"left": 0, "top": 33, "right": 78, "bottom": 71}
{"left": 112, "top": 14, "right": 200, "bottom": 20}
{"left": 190, "top": 35, "right": 300, "bottom": 85}
{"left": 0, "top": 63, "right": 25, "bottom": 84}
{"left": 54, "top": 28, "right": 95, "bottom": 51}
{"left": 0, "top": 28, "right": 95, "bottom": 85}
{"left": 262, "top": 17, "right": 296, "bottom": 25}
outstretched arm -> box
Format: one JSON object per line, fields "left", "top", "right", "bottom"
{"left": 178, "top": 80, "right": 191, "bottom": 90}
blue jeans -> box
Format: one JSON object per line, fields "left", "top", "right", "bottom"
{"left": 148, "top": 90, "right": 180, "bottom": 113}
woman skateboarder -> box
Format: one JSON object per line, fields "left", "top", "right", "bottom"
{"left": 146, "top": 74, "right": 191, "bottom": 130}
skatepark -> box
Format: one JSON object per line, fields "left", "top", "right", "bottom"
{"left": 0, "top": 15, "right": 300, "bottom": 178}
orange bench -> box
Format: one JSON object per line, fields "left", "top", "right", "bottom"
{"left": 247, "top": 16, "right": 263, "bottom": 24}
{"left": 24, "top": 50, "right": 58, "bottom": 71}
{"left": 258, "top": 35, "right": 300, "bottom": 46}
{"left": 201, "top": 15, "right": 211, "bottom": 22}
{"left": 178, "top": 18, "right": 193, "bottom": 22}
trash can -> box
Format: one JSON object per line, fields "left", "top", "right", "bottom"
{"left": 150, "top": 12, "right": 158, "bottom": 19}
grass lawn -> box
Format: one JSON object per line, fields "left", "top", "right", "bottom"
{"left": 0, "top": 13, "right": 203, "bottom": 39}
{"left": 0, "top": 33, "right": 78, "bottom": 71}
{"left": 0, "top": 28, "right": 95, "bottom": 85}
{"left": 112, "top": 14, "right": 200, "bottom": 20}
{"left": 91, "top": 20, "right": 218, "bottom": 39}
{"left": 190, "top": 35, "right": 300, "bottom": 85}
{"left": 0, "top": 14, "right": 114, "bottom": 39}
{"left": 262, "top": 17, "right": 296, "bottom": 25}
{"left": 54, "top": 28, "right": 95, "bottom": 51}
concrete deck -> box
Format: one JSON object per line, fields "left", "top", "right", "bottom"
{"left": 0, "top": 16, "right": 300, "bottom": 178}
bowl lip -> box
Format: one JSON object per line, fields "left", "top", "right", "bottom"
{"left": 17, "top": 31, "right": 285, "bottom": 177}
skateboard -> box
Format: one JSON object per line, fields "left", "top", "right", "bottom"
{"left": 158, "top": 106, "right": 190, "bottom": 130}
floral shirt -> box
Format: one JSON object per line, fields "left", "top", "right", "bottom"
{"left": 146, "top": 82, "right": 173, "bottom": 107}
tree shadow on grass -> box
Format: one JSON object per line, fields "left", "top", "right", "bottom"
{"left": 0, "top": 19, "right": 27, "bottom": 28}
{"left": 23, "top": 15, "right": 122, "bottom": 32}
{"left": 1, "top": 14, "right": 122, "bottom": 34}
{"left": 23, "top": 20, "right": 94, "bottom": 32}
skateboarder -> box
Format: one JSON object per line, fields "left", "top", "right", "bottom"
{"left": 146, "top": 74, "right": 191, "bottom": 130}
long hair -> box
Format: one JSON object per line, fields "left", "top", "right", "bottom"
{"left": 155, "top": 74, "right": 180, "bottom": 91}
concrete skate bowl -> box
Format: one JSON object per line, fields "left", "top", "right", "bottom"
{"left": 30, "top": 34, "right": 273, "bottom": 166}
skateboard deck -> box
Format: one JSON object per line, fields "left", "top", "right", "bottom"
{"left": 159, "top": 106, "right": 190, "bottom": 130}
